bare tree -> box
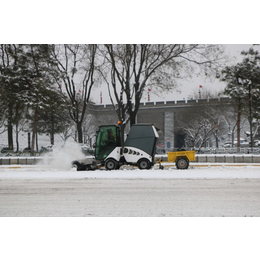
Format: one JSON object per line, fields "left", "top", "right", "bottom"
{"left": 82, "top": 114, "right": 97, "bottom": 145}
{"left": 101, "top": 44, "right": 225, "bottom": 146}
{"left": 59, "top": 124, "right": 75, "bottom": 143}
{"left": 50, "top": 44, "right": 99, "bottom": 143}
{"left": 183, "top": 113, "right": 221, "bottom": 151}
{"left": 178, "top": 104, "right": 228, "bottom": 151}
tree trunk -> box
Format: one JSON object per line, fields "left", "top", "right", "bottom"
{"left": 130, "top": 112, "right": 136, "bottom": 126}
{"left": 7, "top": 104, "right": 14, "bottom": 150}
{"left": 50, "top": 132, "right": 54, "bottom": 145}
{"left": 31, "top": 104, "right": 39, "bottom": 156}
{"left": 237, "top": 102, "right": 241, "bottom": 152}
{"left": 28, "top": 132, "right": 31, "bottom": 149}
{"left": 120, "top": 124, "right": 125, "bottom": 149}
{"left": 7, "top": 123, "right": 13, "bottom": 151}
{"left": 15, "top": 123, "right": 19, "bottom": 152}
{"left": 50, "top": 115, "right": 54, "bottom": 145}
{"left": 77, "top": 122, "right": 83, "bottom": 143}
{"left": 36, "top": 132, "right": 38, "bottom": 152}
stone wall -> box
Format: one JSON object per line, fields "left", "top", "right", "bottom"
{"left": 89, "top": 97, "right": 234, "bottom": 149}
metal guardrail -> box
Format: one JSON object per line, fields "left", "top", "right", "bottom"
{"left": 196, "top": 147, "right": 260, "bottom": 154}
{"left": 0, "top": 157, "right": 52, "bottom": 165}
{"left": 157, "top": 154, "right": 260, "bottom": 164}
{"left": 162, "top": 147, "right": 260, "bottom": 155}
{"left": 1, "top": 154, "right": 260, "bottom": 166}
{"left": 195, "top": 154, "right": 260, "bottom": 163}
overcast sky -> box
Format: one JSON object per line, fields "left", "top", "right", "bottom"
{"left": 92, "top": 44, "right": 259, "bottom": 104}
{"left": 2, "top": 1, "right": 258, "bottom": 104}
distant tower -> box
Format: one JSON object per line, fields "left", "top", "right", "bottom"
{"left": 148, "top": 88, "right": 151, "bottom": 101}
{"left": 199, "top": 85, "right": 202, "bottom": 98}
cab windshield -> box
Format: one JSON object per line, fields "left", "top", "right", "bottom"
{"left": 95, "top": 125, "right": 121, "bottom": 160}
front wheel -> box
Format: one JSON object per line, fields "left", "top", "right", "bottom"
{"left": 176, "top": 157, "right": 189, "bottom": 170}
{"left": 137, "top": 158, "right": 151, "bottom": 170}
{"left": 105, "top": 159, "right": 119, "bottom": 170}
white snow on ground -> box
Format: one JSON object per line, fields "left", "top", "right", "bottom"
{"left": 1, "top": 163, "right": 260, "bottom": 260}
{"left": 1, "top": 163, "right": 260, "bottom": 179}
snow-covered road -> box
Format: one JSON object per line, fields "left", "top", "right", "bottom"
{"left": 1, "top": 165, "right": 260, "bottom": 217}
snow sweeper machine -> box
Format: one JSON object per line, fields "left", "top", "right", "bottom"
{"left": 72, "top": 124, "right": 195, "bottom": 171}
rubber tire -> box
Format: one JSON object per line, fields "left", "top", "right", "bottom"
{"left": 105, "top": 159, "right": 118, "bottom": 170}
{"left": 176, "top": 157, "right": 189, "bottom": 170}
{"left": 138, "top": 158, "right": 151, "bottom": 170}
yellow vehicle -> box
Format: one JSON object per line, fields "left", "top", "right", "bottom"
{"left": 167, "top": 150, "right": 196, "bottom": 169}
